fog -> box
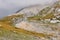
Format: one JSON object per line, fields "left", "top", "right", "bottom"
{"left": 0, "top": 0, "right": 57, "bottom": 18}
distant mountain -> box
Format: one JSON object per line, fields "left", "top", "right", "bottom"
{"left": 0, "top": 1, "right": 60, "bottom": 40}
{"left": 1, "top": 1, "right": 60, "bottom": 24}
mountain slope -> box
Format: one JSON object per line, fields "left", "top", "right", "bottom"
{"left": 0, "top": 1, "right": 60, "bottom": 40}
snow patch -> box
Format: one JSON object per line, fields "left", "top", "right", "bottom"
{"left": 50, "top": 20, "right": 60, "bottom": 23}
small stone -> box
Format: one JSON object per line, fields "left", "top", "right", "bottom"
{"left": 57, "top": 9, "right": 60, "bottom": 12}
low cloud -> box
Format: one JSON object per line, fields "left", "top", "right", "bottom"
{"left": 0, "top": 0, "right": 57, "bottom": 18}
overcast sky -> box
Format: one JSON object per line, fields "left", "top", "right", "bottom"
{"left": 0, "top": 0, "right": 57, "bottom": 18}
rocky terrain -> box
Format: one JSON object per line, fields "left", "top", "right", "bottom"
{"left": 0, "top": 1, "right": 60, "bottom": 40}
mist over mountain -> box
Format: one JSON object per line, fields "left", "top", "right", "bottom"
{"left": 0, "top": 0, "right": 57, "bottom": 18}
